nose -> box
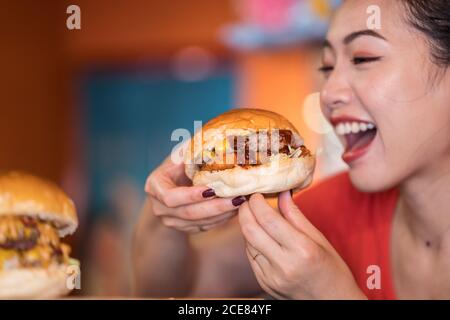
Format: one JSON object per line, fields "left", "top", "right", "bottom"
{"left": 320, "top": 71, "right": 353, "bottom": 116}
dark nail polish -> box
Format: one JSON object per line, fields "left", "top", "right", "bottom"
{"left": 232, "top": 196, "right": 246, "bottom": 207}
{"left": 202, "top": 188, "right": 216, "bottom": 198}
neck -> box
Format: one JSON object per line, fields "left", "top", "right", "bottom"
{"left": 399, "top": 155, "right": 450, "bottom": 247}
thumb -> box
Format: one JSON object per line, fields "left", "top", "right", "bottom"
{"left": 145, "top": 156, "right": 189, "bottom": 194}
{"left": 278, "top": 190, "right": 318, "bottom": 237}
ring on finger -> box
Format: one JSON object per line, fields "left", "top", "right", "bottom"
{"left": 252, "top": 252, "right": 262, "bottom": 260}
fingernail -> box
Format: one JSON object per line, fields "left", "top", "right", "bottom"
{"left": 202, "top": 188, "right": 216, "bottom": 198}
{"left": 232, "top": 196, "right": 246, "bottom": 207}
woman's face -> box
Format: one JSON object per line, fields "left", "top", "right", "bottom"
{"left": 320, "top": 0, "right": 450, "bottom": 192}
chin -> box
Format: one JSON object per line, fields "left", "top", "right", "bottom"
{"left": 348, "top": 163, "right": 397, "bottom": 193}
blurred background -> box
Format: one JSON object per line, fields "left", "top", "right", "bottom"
{"left": 0, "top": 0, "right": 345, "bottom": 296}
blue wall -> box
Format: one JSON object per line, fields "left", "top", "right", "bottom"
{"left": 83, "top": 69, "right": 234, "bottom": 215}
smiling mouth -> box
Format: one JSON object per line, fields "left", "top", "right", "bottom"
{"left": 334, "top": 121, "right": 377, "bottom": 162}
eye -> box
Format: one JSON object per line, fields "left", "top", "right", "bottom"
{"left": 352, "top": 56, "right": 382, "bottom": 65}
{"left": 318, "top": 65, "right": 334, "bottom": 74}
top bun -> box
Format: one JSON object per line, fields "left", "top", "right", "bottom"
{"left": 202, "top": 108, "right": 301, "bottom": 133}
{"left": 0, "top": 171, "right": 78, "bottom": 237}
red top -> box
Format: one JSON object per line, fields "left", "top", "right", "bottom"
{"left": 293, "top": 172, "right": 399, "bottom": 300}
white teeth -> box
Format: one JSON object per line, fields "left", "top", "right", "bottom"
{"left": 336, "top": 123, "right": 346, "bottom": 135}
{"left": 359, "top": 123, "right": 368, "bottom": 132}
{"left": 334, "top": 121, "right": 376, "bottom": 135}
{"left": 345, "top": 123, "right": 352, "bottom": 134}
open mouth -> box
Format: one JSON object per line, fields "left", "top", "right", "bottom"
{"left": 334, "top": 121, "right": 377, "bottom": 158}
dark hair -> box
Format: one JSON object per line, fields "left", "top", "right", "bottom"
{"left": 401, "top": 0, "right": 450, "bottom": 67}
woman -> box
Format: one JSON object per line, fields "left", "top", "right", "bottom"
{"left": 133, "top": 0, "right": 450, "bottom": 299}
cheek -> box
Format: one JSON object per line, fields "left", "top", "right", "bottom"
{"left": 348, "top": 64, "right": 438, "bottom": 190}
{"left": 348, "top": 135, "right": 407, "bottom": 192}
{"left": 365, "top": 66, "right": 444, "bottom": 156}
{"left": 353, "top": 62, "right": 424, "bottom": 111}
{"left": 319, "top": 93, "right": 330, "bottom": 120}
{"left": 353, "top": 60, "right": 432, "bottom": 150}
{"left": 352, "top": 65, "right": 411, "bottom": 155}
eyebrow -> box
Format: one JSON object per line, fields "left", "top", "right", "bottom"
{"left": 323, "top": 29, "right": 387, "bottom": 49}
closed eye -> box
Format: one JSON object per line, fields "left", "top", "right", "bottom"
{"left": 318, "top": 65, "right": 334, "bottom": 73}
{"left": 318, "top": 56, "right": 382, "bottom": 75}
{"left": 352, "top": 56, "right": 382, "bottom": 65}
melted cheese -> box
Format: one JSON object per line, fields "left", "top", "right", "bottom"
{"left": 22, "top": 245, "right": 54, "bottom": 267}
{"left": 0, "top": 249, "right": 18, "bottom": 269}
{"left": 0, "top": 216, "right": 72, "bottom": 270}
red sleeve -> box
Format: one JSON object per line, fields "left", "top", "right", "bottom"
{"left": 293, "top": 172, "right": 399, "bottom": 300}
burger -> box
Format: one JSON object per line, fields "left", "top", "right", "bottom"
{"left": 0, "top": 171, "right": 78, "bottom": 299}
{"left": 185, "top": 108, "right": 315, "bottom": 197}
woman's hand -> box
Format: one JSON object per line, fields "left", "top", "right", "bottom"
{"left": 238, "top": 191, "right": 366, "bottom": 299}
{"left": 145, "top": 156, "right": 246, "bottom": 233}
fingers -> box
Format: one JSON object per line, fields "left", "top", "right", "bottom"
{"left": 152, "top": 195, "right": 245, "bottom": 220}
{"left": 160, "top": 210, "right": 238, "bottom": 233}
{"left": 161, "top": 210, "right": 237, "bottom": 230}
{"left": 278, "top": 191, "right": 324, "bottom": 244}
{"left": 144, "top": 153, "right": 248, "bottom": 233}
{"left": 247, "top": 193, "right": 306, "bottom": 250}
{"left": 245, "top": 244, "right": 270, "bottom": 274}
{"left": 145, "top": 155, "right": 249, "bottom": 233}
{"left": 146, "top": 169, "right": 214, "bottom": 207}
{"left": 145, "top": 155, "right": 215, "bottom": 207}
{"left": 145, "top": 158, "right": 185, "bottom": 192}
{"left": 245, "top": 244, "right": 285, "bottom": 300}
{"left": 246, "top": 242, "right": 272, "bottom": 270}
{"left": 199, "top": 215, "right": 236, "bottom": 231}
{"left": 238, "top": 202, "right": 282, "bottom": 260}
{"left": 160, "top": 185, "right": 216, "bottom": 208}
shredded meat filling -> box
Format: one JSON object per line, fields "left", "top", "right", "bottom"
{"left": 200, "top": 130, "right": 311, "bottom": 171}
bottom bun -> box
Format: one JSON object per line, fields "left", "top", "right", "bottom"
{"left": 192, "top": 154, "right": 315, "bottom": 198}
{"left": 0, "top": 265, "right": 71, "bottom": 299}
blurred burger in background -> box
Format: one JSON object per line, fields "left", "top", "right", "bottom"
{"left": 185, "top": 108, "right": 315, "bottom": 197}
{"left": 0, "top": 171, "right": 79, "bottom": 299}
